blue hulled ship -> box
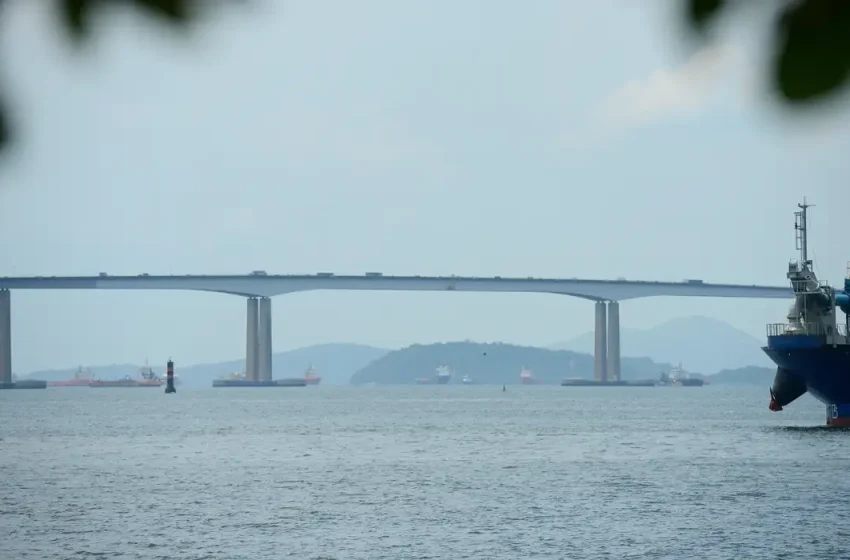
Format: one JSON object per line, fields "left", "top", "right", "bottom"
{"left": 764, "top": 200, "right": 850, "bottom": 426}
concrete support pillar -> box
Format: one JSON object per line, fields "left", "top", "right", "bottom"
{"left": 607, "top": 301, "right": 621, "bottom": 383}
{"left": 258, "top": 297, "right": 273, "bottom": 381}
{"left": 245, "top": 297, "right": 259, "bottom": 381}
{"left": 0, "top": 290, "right": 11, "bottom": 387}
{"left": 594, "top": 300, "right": 607, "bottom": 383}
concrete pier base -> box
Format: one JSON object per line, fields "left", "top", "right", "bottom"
{"left": 594, "top": 301, "right": 607, "bottom": 383}
{"left": 607, "top": 301, "right": 621, "bottom": 383}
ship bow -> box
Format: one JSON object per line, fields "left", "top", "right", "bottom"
{"left": 769, "top": 367, "right": 807, "bottom": 411}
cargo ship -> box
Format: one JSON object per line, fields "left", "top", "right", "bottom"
{"left": 414, "top": 365, "right": 452, "bottom": 384}
{"left": 765, "top": 200, "right": 850, "bottom": 426}
{"left": 89, "top": 362, "right": 164, "bottom": 387}
{"left": 303, "top": 364, "right": 321, "bottom": 385}
{"left": 48, "top": 366, "right": 93, "bottom": 387}
{"left": 520, "top": 367, "right": 544, "bottom": 385}
{"left": 659, "top": 363, "right": 705, "bottom": 387}
{"left": 212, "top": 371, "right": 306, "bottom": 387}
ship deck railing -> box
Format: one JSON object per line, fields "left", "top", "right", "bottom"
{"left": 766, "top": 322, "right": 848, "bottom": 338}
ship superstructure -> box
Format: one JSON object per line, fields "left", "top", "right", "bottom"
{"left": 520, "top": 366, "right": 543, "bottom": 385}
{"left": 415, "top": 365, "right": 453, "bottom": 385}
{"left": 304, "top": 364, "right": 321, "bottom": 385}
{"left": 665, "top": 363, "right": 704, "bottom": 387}
{"left": 764, "top": 200, "right": 850, "bottom": 426}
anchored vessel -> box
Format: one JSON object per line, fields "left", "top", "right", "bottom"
{"left": 659, "top": 363, "right": 704, "bottom": 387}
{"left": 764, "top": 200, "right": 850, "bottom": 426}
{"left": 414, "top": 365, "right": 452, "bottom": 385}
{"left": 89, "top": 362, "right": 164, "bottom": 388}
{"left": 303, "top": 364, "right": 321, "bottom": 386}
{"left": 48, "top": 366, "right": 93, "bottom": 387}
{"left": 520, "top": 367, "right": 544, "bottom": 385}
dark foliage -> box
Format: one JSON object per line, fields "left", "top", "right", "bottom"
{"left": 686, "top": 0, "right": 850, "bottom": 104}
{"left": 0, "top": 0, "right": 232, "bottom": 157}
{"left": 0, "top": 1, "right": 846, "bottom": 157}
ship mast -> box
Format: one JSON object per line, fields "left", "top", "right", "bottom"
{"left": 795, "top": 198, "right": 813, "bottom": 269}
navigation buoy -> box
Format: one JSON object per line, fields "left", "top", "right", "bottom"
{"left": 165, "top": 358, "right": 176, "bottom": 394}
{"left": 502, "top": 384, "right": 506, "bottom": 392}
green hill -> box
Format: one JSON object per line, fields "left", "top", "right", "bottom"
{"left": 349, "top": 341, "right": 668, "bottom": 385}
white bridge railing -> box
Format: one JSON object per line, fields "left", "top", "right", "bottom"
{"left": 766, "top": 322, "right": 848, "bottom": 338}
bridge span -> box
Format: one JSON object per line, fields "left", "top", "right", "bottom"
{"left": 0, "top": 273, "right": 793, "bottom": 387}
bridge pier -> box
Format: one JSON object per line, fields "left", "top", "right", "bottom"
{"left": 0, "top": 290, "right": 11, "bottom": 387}
{"left": 607, "top": 301, "right": 621, "bottom": 382}
{"left": 258, "top": 297, "right": 273, "bottom": 381}
{"left": 245, "top": 297, "right": 259, "bottom": 381}
{"left": 592, "top": 300, "right": 621, "bottom": 383}
{"left": 594, "top": 301, "right": 607, "bottom": 382}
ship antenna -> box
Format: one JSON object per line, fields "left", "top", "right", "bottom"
{"left": 795, "top": 198, "right": 813, "bottom": 268}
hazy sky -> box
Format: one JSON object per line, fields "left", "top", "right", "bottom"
{"left": 1, "top": 0, "right": 848, "bottom": 373}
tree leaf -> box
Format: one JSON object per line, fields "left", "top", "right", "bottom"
{"left": 773, "top": 0, "right": 850, "bottom": 103}
{"left": 686, "top": 0, "right": 726, "bottom": 33}
{"left": 57, "top": 0, "right": 94, "bottom": 42}
{"left": 132, "top": 0, "right": 192, "bottom": 26}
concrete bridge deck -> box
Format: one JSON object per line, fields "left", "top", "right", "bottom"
{"left": 0, "top": 273, "right": 793, "bottom": 387}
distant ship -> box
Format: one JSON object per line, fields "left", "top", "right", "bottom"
{"left": 520, "top": 367, "right": 543, "bottom": 385}
{"left": 303, "top": 364, "right": 321, "bottom": 386}
{"left": 415, "top": 365, "right": 452, "bottom": 385}
{"left": 461, "top": 374, "right": 474, "bottom": 385}
{"left": 659, "top": 363, "right": 704, "bottom": 387}
{"left": 212, "top": 371, "right": 306, "bottom": 388}
{"left": 89, "top": 362, "right": 164, "bottom": 388}
{"left": 48, "top": 366, "right": 93, "bottom": 387}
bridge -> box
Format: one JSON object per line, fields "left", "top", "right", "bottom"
{"left": 0, "top": 273, "right": 794, "bottom": 387}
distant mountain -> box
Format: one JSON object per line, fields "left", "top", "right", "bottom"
{"left": 349, "top": 341, "right": 669, "bottom": 385}
{"left": 22, "top": 343, "right": 390, "bottom": 388}
{"left": 549, "top": 315, "right": 772, "bottom": 374}
{"left": 708, "top": 366, "right": 775, "bottom": 385}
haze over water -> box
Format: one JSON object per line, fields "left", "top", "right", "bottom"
{"left": 1, "top": 386, "right": 847, "bottom": 559}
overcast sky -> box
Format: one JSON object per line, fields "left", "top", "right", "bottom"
{"left": 1, "top": 0, "right": 848, "bottom": 373}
